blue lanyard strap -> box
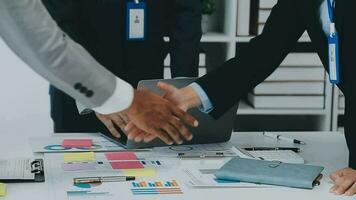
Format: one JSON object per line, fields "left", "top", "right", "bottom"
{"left": 327, "top": 0, "right": 335, "bottom": 22}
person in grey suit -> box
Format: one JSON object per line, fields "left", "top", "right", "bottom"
{"left": 0, "top": 0, "right": 198, "bottom": 145}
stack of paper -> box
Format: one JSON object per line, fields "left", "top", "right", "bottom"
{"left": 247, "top": 53, "right": 325, "bottom": 109}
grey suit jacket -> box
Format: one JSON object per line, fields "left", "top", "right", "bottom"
{"left": 0, "top": 0, "right": 132, "bottom": 110}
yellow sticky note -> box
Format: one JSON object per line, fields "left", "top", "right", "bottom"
{"left": 64, "top": 152, "right": 95, "bottom": 162}
{"left": 123, "top": 168, "right": 157, "bottom": 177}
{"left": 0, "top": 183, "right": 7, "bottom": 197}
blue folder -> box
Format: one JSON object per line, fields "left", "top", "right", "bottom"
{"left": 215, "top": 158, "right": 324, "bottom": 189}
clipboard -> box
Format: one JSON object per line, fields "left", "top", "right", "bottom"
{"left": 0, "top": 159, "right": 45, "bottom": 183}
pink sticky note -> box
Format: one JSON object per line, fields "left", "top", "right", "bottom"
{"left": 109, "top": 161, "right": 144, "bottom": 169}
{"left": 105, "top": 152, "right": 138, "bottom": 161}
{"left": 62, "top": 139, "right": 93, "bottom": 148}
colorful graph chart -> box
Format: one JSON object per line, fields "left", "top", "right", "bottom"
{"left": 130, "top": 180, "right": 183, "bottom": 195}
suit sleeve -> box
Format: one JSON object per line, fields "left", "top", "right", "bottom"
{"left": 0, "top": 0, "right": 133, "bottom": 113}
{"left": 195, "top": 0, "right": 306, "bottom": 118}
{"left": 169, "top": 0, "right": 202, "bottom": 78}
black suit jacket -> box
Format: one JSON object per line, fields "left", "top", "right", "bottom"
{"left": 43, "top": 0, "right": 202, "bottom": 132}
{"left": 196, "top": 0, "right": 356, "bottom": 168}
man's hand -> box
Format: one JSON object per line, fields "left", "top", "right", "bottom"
{"left": 330, "top": 168, "right": 356, "bottom": 196}
{"left": 157, "top": 82, "right": 202, "bottom": 111}
{"left": 126, "top": 82, "right": 202, "bottom": 143}
{"left": 96, "top": 111, "right": 154, "bottom": 143}
{"left": 123, "top": 88, "right": 198, "bottom": 145}
{"left": 95, "top": 112, "right": 129, "bottom": 138}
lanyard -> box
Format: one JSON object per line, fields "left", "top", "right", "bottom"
{"left": 327, "top": 0, "right": 335, "bottom": 23}
{"left": 326, "top": 0, "right": 340, "bottom": 84}
{"left": 327, "top": 0, "right": 337, "bottom": 37}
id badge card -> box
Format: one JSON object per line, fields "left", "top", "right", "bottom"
{"left": 126, "top": 1, "right": 146, "bottom": 41}
{"left": 328, "top": 33, "right": 340, "bottom": 84}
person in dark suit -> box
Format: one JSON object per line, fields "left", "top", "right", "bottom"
{"left": 128, "top": 0, "right": 356, "bottom": 196}
{"left": 42, "top": 0, "right": 202, "bottom": 140}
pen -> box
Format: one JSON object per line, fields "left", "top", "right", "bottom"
{"left": 244, "top": 147, "right": 301, "bottom": 153}
{"left": 177, "top": 152, "right": 236, "bottom": 158}
{"left": 263, "top": 132, "right": 306, "bottom": 145}
{"left": 74, "top": 176, "right": 135, "bottom": 184}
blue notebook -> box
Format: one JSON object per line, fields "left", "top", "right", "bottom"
{"left": 215, "top": 158, "right": 324, "bottom": 189}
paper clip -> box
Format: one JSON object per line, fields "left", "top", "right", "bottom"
{"left": 31, "top": 160, "right": 43, "bottom": 174}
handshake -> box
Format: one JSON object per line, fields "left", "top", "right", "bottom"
{"left": 96, "top": 82, "right": 202, "bottom": 145}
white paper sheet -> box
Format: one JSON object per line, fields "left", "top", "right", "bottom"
{"left": 0, "top": 159, "right": 35, "bottom": 180}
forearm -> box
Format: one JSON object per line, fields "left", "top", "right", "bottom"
{"left": 196, "top": 0, "right": 306, "bottom": 118}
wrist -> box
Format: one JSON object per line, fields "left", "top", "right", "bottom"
{"left": 181, "top": 86, "right": 202, "bottom": 109}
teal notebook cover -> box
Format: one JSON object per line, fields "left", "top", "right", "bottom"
{"left": 215, "top": 158, "right": 324, "bottom": 189}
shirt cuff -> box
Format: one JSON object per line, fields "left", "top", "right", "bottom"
{"left": 76, "top": 101, "right": 94, "bottom": 115}
{"left": 92, "top": 78, "right": 134, "bottom": 114}
{"left": 189, "top": 82, "right": 214, "bottom": 113}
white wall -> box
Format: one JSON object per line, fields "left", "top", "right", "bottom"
{"left": 0, "top": 39, "right": 53, "bottom": 135}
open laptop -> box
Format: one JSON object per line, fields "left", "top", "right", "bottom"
{"left": 100, "top": 78, "right": 238, "bottom": 149}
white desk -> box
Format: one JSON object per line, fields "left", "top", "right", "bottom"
{"left": 0, "top": 131, "right": 352, "bottom": 200}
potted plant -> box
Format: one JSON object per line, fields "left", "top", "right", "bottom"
{"left": 201, "top": 0, "right": 216, "bottom": 34}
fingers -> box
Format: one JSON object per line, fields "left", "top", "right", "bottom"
{"left": 133, "top": 130, "right": 148, "bottom": 143}
{"left": 157, "top": 82, "right": 177, "bottom": 96}
{"left": 143, "top": 133, "right": 157, "bottom": 143}
{"left": 127, "top": 128, "right": 157, "bottom": 143}
{"left": 127, "top": 128, "right": 143, "bottom": 141}
{"left": 171, "top": 105, "right": 198, "bottom": 128}
{"left": 330, "top": 176, "right": 354, "bottom": 195}
{"left": 170, "top": 117, "right": 193, "bottom": 141}
{"left": 118, "top": 113, "right": 130, "bottom": 124}
{"left": 111, "top": 114, "right": 126, "bottom": 129}
{"left": 96, "top": 113, "right": 121, "bottom": 138}
{"left": 103, "top": 120, "right": 121, "bottom": 138}
{"left": 330, "top": 169, "right": 344, "bottom": 182}
{"left": 162, "top": 123, "right": 183, "bottom": 145}
{"left": 151, "top": 129, "right": 173, "bottom": 145}
{"left": 345, "top": 182, "right": 356, "bottom": 196}
{"left": 124, "top": 121, "right": 155, "bottom": 143}
{"left": 125, "top": 122, "right": 136, "bottom": 133}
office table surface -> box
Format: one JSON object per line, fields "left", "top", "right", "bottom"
{"left": 0, "top": 131, "right": 352, "bottom": 200}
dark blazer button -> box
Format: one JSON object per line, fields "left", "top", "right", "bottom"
{"left": 80, "top": 87, "right": 88, "bottom": 93}
{"left": 74, "top": 83, "right": 82, "bottom": 90}
{"left": 86, "top": 90, "right": 94, "bottom": 98}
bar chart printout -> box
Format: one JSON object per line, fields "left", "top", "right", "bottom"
{"left": 130, "top": 180, "right": 183, "bottom": 195}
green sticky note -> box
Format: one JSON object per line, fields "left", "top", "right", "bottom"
{"left": 0, "top": 183, "right": 7, "bottom": 197}
{"left": 64, "top": 152, "right": 95, "bottom": 162}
